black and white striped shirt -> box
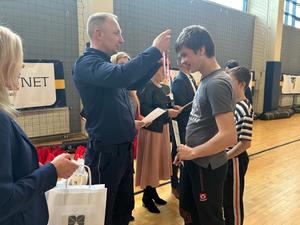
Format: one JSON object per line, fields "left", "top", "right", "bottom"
{"left": 235, "top": 99, "right": 253, "bottom": 141}
{"left": 227, "top": 99, "right": 253, "bottom": 152}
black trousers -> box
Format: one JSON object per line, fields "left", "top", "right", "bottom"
{"left": 179, "top": 161, "right": 228, "bottom": 225}
{"left": 223, "top": 153, "right": 249, "bottom": 225}
{"left": 85, "top": 141, "right": 134, "bottom": 225}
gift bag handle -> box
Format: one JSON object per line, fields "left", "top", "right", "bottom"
{"left": 65, "top": 165, "right": 92, "bottom": 188}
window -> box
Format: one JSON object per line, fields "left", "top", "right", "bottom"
{"left": 284, "top": 0, "right": 300, "bottom": 28}
{"left": 206, "top": 0, "right": 248, "bottom": 12}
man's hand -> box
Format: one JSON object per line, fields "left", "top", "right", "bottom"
{"left": 51, "top": 153, "right": 79, "bottom": 179}
{"left": 152, "top": 29, "right": 171, "bottom": 54}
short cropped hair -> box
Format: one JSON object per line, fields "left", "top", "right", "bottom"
{"left": 87, "top": 12, "right": 118, "bottom": 40}
{"left": 229, "top": 66, "right": 251, "bottom": 90}
{"left": 225, "top": 59, "right": 239, "bottom": 69}
{"left": 175, "top": 25, "right": 215, "bottom": 57}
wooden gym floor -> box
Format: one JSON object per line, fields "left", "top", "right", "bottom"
{"left": 130, "top": 114, "right": 300, "bottom": 225}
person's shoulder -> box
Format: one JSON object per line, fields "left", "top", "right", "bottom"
{"left": 144, "top": 81, "right": 154, "bottom": 88}
{"left": 76, "top": 52, "right": 104, "bottom": 65}
{"left": 73, "top": 50, "right": 108, "bottom": 80}
{"left": 138, "top": 81, "right": 154, "bottom": 95}
{"left": 176, "top": 70, "right": 185, "bottom": 77}
{"left": 215, "top": 70, "right": 231, "bottom": 81}
{"left": 173, "top": 72, "right": 188, "bottom": 84}
{"left": 236, "top": 100, "right": 253, "bottom": 117}
{"left": 76, "top": 49, "right": 108, "bottom": 67}
{"left": 0, "top": 110, "right": 14, "bottom": 130}
{"left": 173, "top": 75, "right": 184, "bottom": 84}
{"left": 0, "top": 110, "right": 12, "bottom": 122}
{"left": 208, "top": 71, "right": 231, "bottom": 87}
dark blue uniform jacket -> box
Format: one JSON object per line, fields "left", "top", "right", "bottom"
{"left": 72, "top": 47, "right": 162, "bottom": 145}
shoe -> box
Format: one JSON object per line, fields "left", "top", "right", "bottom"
{"left": 142, "top": 188, "right": 160, "bottom": 213}
{"left": 142, "top": 195, "right": 160, "bottom": 213}
{"left": 149, "top": 187, "right": 167, "bottom": 205}
{"left": 172, "top": 187, "right": 179, "bottom": 199}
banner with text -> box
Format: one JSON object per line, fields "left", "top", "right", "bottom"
{"left": 10, "top": 62, "right": 57, "bottom": 109}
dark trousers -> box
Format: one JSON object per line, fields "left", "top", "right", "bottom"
{"left": 85, "top": 141, "right": 134, "bottom": 225}
{"left": 179, "top": 161, "right": 228, "bottom": 225}
{"left": 223, "top": 153, "right": 249, "bottom": 225}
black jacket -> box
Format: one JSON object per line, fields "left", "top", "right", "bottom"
{"left": 138, "top": 81, "right": 171, "bottom": 133}
{"left": 171, "top": 71, "right": 197, "bottom": 143}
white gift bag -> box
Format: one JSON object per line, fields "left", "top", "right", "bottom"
{"left": 47, "top": 166, "right": 107, "bottom": 225}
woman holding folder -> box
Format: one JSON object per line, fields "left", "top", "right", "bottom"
{"left": 136, "top": 62, "right": 181, "bottom": 213}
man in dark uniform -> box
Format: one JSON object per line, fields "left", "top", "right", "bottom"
{"left": 72, "top": 12, "right": 171, "bottom": 225}
{"left": 170, "top": 59, "right": 197, "bottom": 198}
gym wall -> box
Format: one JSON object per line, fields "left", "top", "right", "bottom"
{"left": 280, "top": 25, "right": 300, "bottom": 107}
{"left": 114, "top": 0, "right": 255, "bottom": 71}
{"left": 2, "top": 0, "right": 299, "bottom": 137}
{"left": 0, "top": 0, "right": 81, "bottom": 136}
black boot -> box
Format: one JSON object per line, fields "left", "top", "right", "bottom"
{"left": 142, "top": 187, "right": 160, "bottom": 213}
{"left": 129, "top": 215, "right": 135, "bottom": 221}
{"left": 149, "top": 187, "right": 167, "bottom": 205}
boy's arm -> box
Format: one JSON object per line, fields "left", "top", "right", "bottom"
{"left": 227, "top": 140, "right": 251, "bottom": 159}
{"left": 176, "top": 112, "right": 237, "bottom": 160}
{"left": 228, "top": 105, "right": 253, "bottom": 159}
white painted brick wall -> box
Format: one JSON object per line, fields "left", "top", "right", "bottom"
{"left": 249, "top": 0, "right": 283, "bottom": 113}
{"left": 17, "top": 107, "right": 70, "bottom": 138}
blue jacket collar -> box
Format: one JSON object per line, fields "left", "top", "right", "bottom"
{"left": 84, "top": 47, "right": 111, "bottom": 61}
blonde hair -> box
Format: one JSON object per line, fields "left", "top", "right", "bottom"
{"left": 111, "top": 52, "right": 131, "bottom": 64}
{"left": 0, "top": 26, "right": 23, "bottom": 117}
{"left": 87, "top": 12, "right": 118, "bottom": 40}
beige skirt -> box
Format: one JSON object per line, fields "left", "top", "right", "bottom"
{"left": 135, "top": 124, "right": 172, "bottom": 189}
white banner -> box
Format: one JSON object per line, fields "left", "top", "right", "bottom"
{"left": 10, "top": 63, "right": 56, "bottom": 109}
{"left": 282, "top": 74, "right": 300, "bottom": 94}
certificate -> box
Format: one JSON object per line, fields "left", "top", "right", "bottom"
{"left": 141, "top": 108, "right": 166, "bottom": 126}
{"left": 181, "top": 101, "right": 193, "bottom": 110}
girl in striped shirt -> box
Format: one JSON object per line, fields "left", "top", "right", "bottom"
{"left": 223, "top": 66, "right": 254, "bottom": 225}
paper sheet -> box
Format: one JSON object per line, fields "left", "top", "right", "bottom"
{"left": 171, "top": 120, "right": 181, "bottom": 146}
{"left": 142, "top": 108, "right": 166, "bottom": 125}
{"left": 181, "top": 101, "right": 193, "bottom": 110}
{"left": 171, "top": 120, "right": 184, "bottom": 167}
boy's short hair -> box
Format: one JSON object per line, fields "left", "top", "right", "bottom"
{"left": 175, "top": 25, "right": 215, "bottom": 57}
{"left": 229, "top": 66, "right": 251, "bottom": 90}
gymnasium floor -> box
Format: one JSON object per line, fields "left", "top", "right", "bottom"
{"left": 130, "top": 114, "right": 300, "bottom": 225}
